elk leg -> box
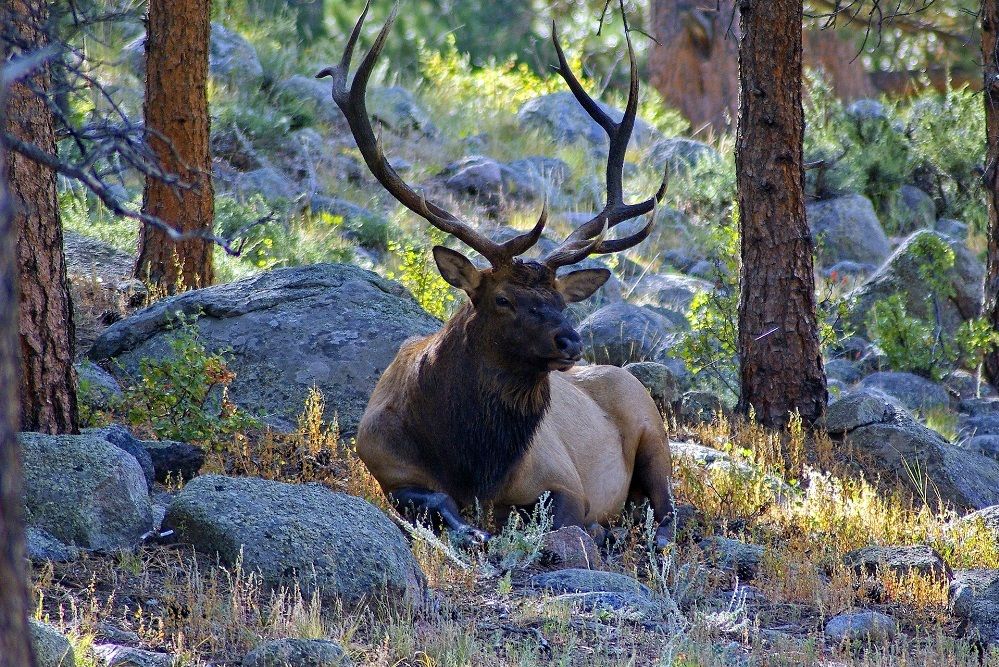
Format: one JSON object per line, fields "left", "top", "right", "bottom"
{"left": 389, "top": 486, "right": 491, "bottom": 545}
{"left": 547, "top": 487, "right": 607, "bottom": 542}
{"left": 632, "top": 432, "right": 677, "bottom": 549}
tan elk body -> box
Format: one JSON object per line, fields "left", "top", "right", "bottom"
{"left": 320, "top": 2, "right": 675, "bottom": 545}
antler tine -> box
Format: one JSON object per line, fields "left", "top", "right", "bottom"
{"left": 543, "top": 11, "right": 667, "bottom": 271}
{"left": 317, "top": 2, "right": 510, "bottom": 266}
{"left": 500, "top": 198, "right": 548, "bottom": 258}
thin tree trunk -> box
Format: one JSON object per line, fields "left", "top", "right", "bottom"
{"left": 4, "top": 0, "right": 78, "bottom": 435}
{"left": 135, "top": 0, "right": 214, "bottom": 293}
{"left": 735, "top": 0, "right": 826, "bottom": 427}
{"left": 982, "top": 0, "right": 999, "bottom": 384}
{"left": 0, "top": 38, "right": 39, "bottom": 667}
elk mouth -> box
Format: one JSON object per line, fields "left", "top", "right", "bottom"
{"left": 546, "top": 354, "right": 581, "bottom": 372}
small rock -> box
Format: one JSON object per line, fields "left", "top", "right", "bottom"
{"left": 243, "top": 639, "right": 351, "bottom": 667}
{"left": 26, "top": 527, "right": 80, "bottom": 563}
{"left": 539, "top": 526, "right": 603, "bottom": 570}
{"left": 368, "top": 86, "right": 437, "bottom": 137}
{"left": 843, "top": 544, "right": 951, "bottom": 579}
{"left": 681, "top": 391, "right": 726, "bottom": 424}
{"left": 885, "top": 185, "right": 936, "bottom": 234}
{"left": 93, "top": 645, "right": 175, "bottom": 667}
{"left": 97, "top": 623, "right": 141, "bottom": 645}
{"left": 946, "top": 370, "right": 997, "bottom": 401}
{"left": 629, "top": 273, "right": 711, "bottom": 314}
{"left": 825, "top": 610, "right": 896, "bottom": 644}
{"left": 518, "top": 92, "right": 661, "bottom": 152}
{"left": 935, "top": 218, "right": 968, "bottom": 240}
{"left": 963, "top": 435, "right": 999, "bottom": 461}
{"left": 699, "top": 536, "right": 764, "bottom": 580}
{"left": 824, "top": 358, "right": 862, "bottom": 384}
{"left": 30, "top": 620, "right": 75, "bottom": 667}
{"left": 845, "top": 99, "right": 888, "bottom": 122}
{"left": 959, "top": 397, "right": 999, "bottom": 416}
{"left": 949, "top": 569, "right": 999, "bottom": 644}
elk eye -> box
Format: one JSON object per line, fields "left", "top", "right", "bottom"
{"left": 495, "top": 296, "right": 511, "bottom": 308}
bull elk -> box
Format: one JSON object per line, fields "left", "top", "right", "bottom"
{"left": 318, "top": 2, "right": 675, "bottom": 547}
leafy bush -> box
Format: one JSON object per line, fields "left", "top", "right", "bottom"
{"left": 386, "top": 228, "right": 456, "bottom": 320}
{"left": 119, "top": 316, "right": 259, "bottom": 446}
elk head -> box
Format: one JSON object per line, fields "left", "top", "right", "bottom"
{"left": 318, "top": 1, "right": 667, "bottom": 373}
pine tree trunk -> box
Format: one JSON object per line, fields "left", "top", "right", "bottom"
{"left": 0, "top": 38, "right": 39, "bottom": 667}
{"left": 982, "top": 0, "right": 999, "bottom": 385}
{"left": 735, "top": 0, "right": 826, "bottom": 427}
{"left": 4, "top": 0, "right": 79, "bottom": 435}
{"left": 135, "top": 0, "right": 214, "bottom": 293}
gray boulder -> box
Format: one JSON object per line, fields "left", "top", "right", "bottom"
{"left": 825, "top": 389, "right": 903, "bottom": 434}
{"left": 26, "top": 527, "right": 80, "bottom": 563}
{"left": 31, "top": 620, "right": 75, "bottom": 667}
{"left": 93, "top": 645, "right": 176, "bottom": 667}
{"left": 950, "top": 569, "right": 999, "bottom": 645}
{"left": 824, "top": 358, "right": 861, "bottom": 384}
{"left": 629, "top": 273, "right": 711, "bottom": 314}
{"left": 647, "top": 137, "right": 720, "bottom": 175}
{"left": 123, "top": 23, "right": 262, "bottom": 83}
{"left": 845, "top": 99, "right": 888, "bottom": 122}
{"left": 935, "top": 218, "right": 969, "bottom": 240}
{"left": 806, "top": 194, "right": 890, "bottom": 267}
{"left": 856, "top": 372, "right": 950, "bottom": 414}
{"left": 20, "top": 432, "right": 153, "bottom": 550}
{"left": 844, "top": 544, "right": 950, "bottom": 578}
{"left": 530, "top": 568, "right": 651, "bottom": 597}
{"left": 367, "top": 86, "right": 437, "bottom": 137}
{"left": 624, "top": 361, "right": 680, "bottom": 416}
{"left": 274, "top": 75, "right": 346, "bottom": 127}
{"left": 143, "top": 440, "right": 205, "bottom": 482}
{"left": 963, "top": 435, "right": 999, "bottom": 461}
{"left": 681, "top": 391, "right": 726, "bottom": 424}
{"left": 89, "top": 264, "right": 440, "bottom": 435}
{"left": 946, "top": 370, "right": 997, "bottom": 401}
{"left": 847, "top": 230, "right": 984, "bottom": 337}
{"left": 830, "top": 397, "right": 999, "bottom": 510}
{"left": 243, "top": 639, "right": 351, "bottom": 667}
{"left": 957, "top": 505, "right": 999, "bottom": 540}
{"left": 517, "top": 92, "right": 660, "bottom": 151}
{"left": 218, "top": 166, "right": 297, "bottom": 202}
{"left": 577, "top": 303, "right": 682, "bottom": 366}
{"left": 825, "top": 611, "right": 896, "bottom": 644}
{"left": 164, "top": 475, "right": 426, "bottom": 606}
{"left": 886, "top": 185, "right": 936, "bottom": 234}
{"left": 85, "top": 425, "right": 156, "bottom": 487}
{"left": 76, "top": 360, "right": 123, "bottom": 411}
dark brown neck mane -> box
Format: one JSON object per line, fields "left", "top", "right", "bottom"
{"left": 408, "top": 303, "right": 551, "bottom": 505}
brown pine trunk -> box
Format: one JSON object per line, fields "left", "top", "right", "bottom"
{"left": 5, "top": 0, "right": 78, "bottom": 435}
{"left": 0, "top": 38, "right": 39, "bottom": 667}
{"left": 735, "top": 0, "right": 826, "bottom": 427}
{"left": 649, "top": 0, "right": 741, "bottom": 131}
{"left": 648, "top": 1, "right": 873, "bottom": 131}
{"left": 982, "top": 0, "right": 999, "bottom": 385}
{"left": 135, "top": 0, "right": 214, "bottom": 293}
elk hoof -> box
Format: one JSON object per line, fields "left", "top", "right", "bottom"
{"left": 455, "top": 526, "right": 491, "bottom": 547}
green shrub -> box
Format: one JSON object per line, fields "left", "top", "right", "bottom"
{"left": 386, "top": 228, "right": 456, "bottom": 320}
{"left": 119, "top": 316, "right": 259, "bottom": 446}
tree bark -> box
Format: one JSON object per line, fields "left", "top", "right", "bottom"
{"left": 4, "top": 0, "right": 78, "bottom": 435}
{"left": 982, "top": 0, "right": 999, "bottom": 384}
{"left": 0, "top": 36, "right": 39, "bottom": 667}
{"left": 735, "top": 0, "right": 826, "bottom": 427}
{"left": 135, "top": 0, "right": 214, "bottom": 293}
{"left": 649, "top": 1, "right": 873, "bottom": 131}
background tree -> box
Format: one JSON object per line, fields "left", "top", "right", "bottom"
{"left": 0, "top": 49, "right": 39, "bottom": 667}
{"left": 3, "top": 0, "right": 78, "bottom": 434}
{"left": 735, "top": 0, "right": 826, "bottom": 427}
{"left": 982, "top": 0, "right": 999, "bottom": 384}
{"left": 134, "top": 0, "right": 215, "bottom": 292}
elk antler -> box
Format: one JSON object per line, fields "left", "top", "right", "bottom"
{"left": 542, "top": 18, "right": 668, "bottom": 271}
{"left": 317, "top": 1, "right": 547, "bottom": 268}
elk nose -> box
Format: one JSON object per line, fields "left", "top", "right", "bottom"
{"left": 554, "top": 332, "right": 582, "bottom": 359}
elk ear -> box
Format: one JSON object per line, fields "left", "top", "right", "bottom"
{"left": 432, "top": 246, "right": 481, "bottom": 294}
{"left": 557, "top": 268, "right": 610, "bottom": 303}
